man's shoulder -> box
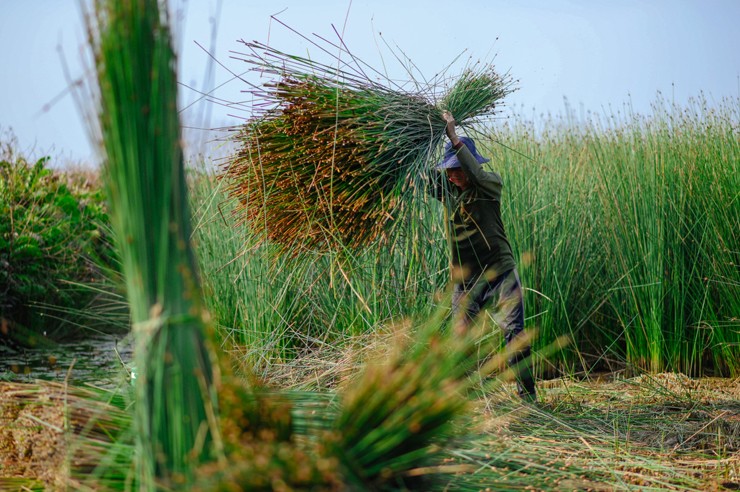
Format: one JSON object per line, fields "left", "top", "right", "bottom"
{"left": 473, "top": 170, "right": 503, "bottom": 192}
{"left": 483, "top": 170, "right": 502, "bottom": 183}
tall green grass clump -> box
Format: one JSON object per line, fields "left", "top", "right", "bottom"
{"left": 85, "top": 0, "right": 219, "bottom": 487}
{"left": 492, "top": 116, "right": 604, "bottom": 375}
{"left": 494, "top": 95, "right": 739, "bottom": 376}
{"left": 589, "top": 97, "right": 739, "bottom": 375}
{"left": 325, "top": 310, "right": 501, "bottom": 490}
{"left": 191, "top": 171, "right": 448, "bottom": 371}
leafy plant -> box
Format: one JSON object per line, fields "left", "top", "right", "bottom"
{"left": 0, "top": 140, "right": 113, "bottom": 344}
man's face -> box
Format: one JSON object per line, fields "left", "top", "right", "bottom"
{"left": 446, "top": 168, "right": 470, "bottom": 190}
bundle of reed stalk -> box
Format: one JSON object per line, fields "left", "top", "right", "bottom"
{"left": 323, "top": 309, "right": 507, "bottom": 490}
{"left": 223, "top": 32, "right": 514, "bottom": 254}
{"left": 85, "top": 0, "right": 219, "bottom": 488}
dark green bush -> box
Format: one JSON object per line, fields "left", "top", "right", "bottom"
{"left": 0, "top": 140, "right": 114, "bottom": 344}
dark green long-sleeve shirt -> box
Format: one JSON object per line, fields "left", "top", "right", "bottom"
{"left": 434, "top": 145, "right": 516, "bottom": 284}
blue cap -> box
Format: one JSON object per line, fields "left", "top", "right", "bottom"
{"left": 436, "top": 136, "right": 490, "bottom": 170}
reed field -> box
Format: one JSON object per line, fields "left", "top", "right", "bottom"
{"left": 194, "top": 94, "right": 740, "bottom": 380}
{"left": 496, "top": 98, "right": 739, "bottom": 377}
{"left": 1, "top": 0, "right": 739, "bottom": 490}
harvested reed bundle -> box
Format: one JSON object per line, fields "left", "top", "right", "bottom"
{"left": 85, "top": 0, "right": 219, "bottom": 488}
{"left": 193, "top": 378, "right": 343, "bottom": 491}
{"left": 224, "top": 36, "right": 514, "bottom": 253}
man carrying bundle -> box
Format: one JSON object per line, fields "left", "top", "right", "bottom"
{"left": 434, "top": 111, "right": 536, "bottom": 401}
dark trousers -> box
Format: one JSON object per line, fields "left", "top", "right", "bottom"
{"left": 452, "top": 268, "right": 536, "bottom": 399}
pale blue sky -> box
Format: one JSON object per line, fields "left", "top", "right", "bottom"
{"left": 1, "top": 0, "right": 738, "bottom": 165}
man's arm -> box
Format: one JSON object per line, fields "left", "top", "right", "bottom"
{"left": 443, "top": 110, "right": 462, "bottom": 148}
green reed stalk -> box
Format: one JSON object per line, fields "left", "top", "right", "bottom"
{"left": 586, "top": 98, "right": 739, "bottom": 375}
{"left": 589, "top": 122, "right": 666, "bottom": 373}
{"left": 87, "top": 1, "right": 219, "bottom": 488}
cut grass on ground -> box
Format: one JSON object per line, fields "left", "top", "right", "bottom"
{"left": 262, "top": 336, "right": 740, "bottom": 491}
{"left": 1, "top": 364, "right": 738, "bottom": 490}
{"left": 461, "top": 373, "right": 739, "bottom": 491}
